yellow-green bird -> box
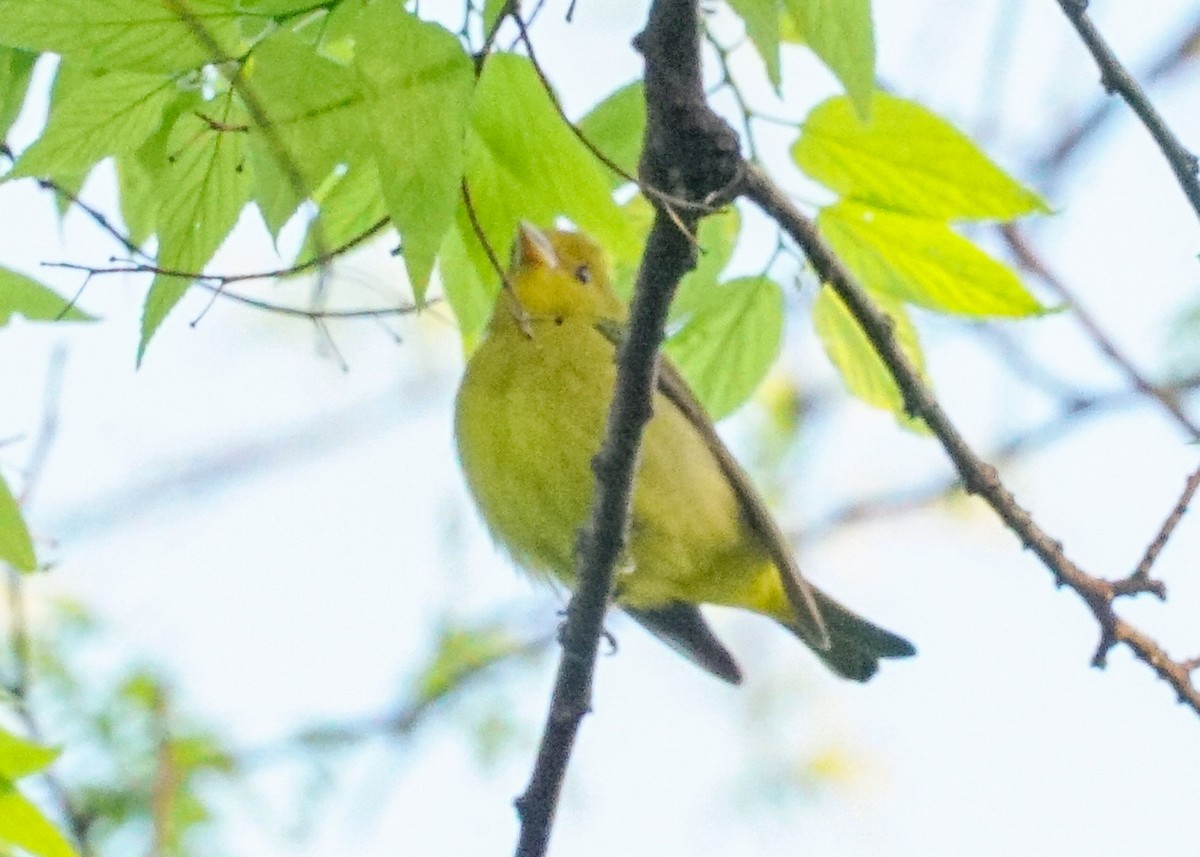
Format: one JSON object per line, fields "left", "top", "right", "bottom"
{"left": 454, "top": 222, "right": 914, "bottom": 683}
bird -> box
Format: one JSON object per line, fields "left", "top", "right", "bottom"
{"left": 454, "top": 221, "right": 915, "bottom": 683}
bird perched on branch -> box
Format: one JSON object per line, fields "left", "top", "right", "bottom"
{"left": 454, "top": 222, "right": 914, "bottom": 683}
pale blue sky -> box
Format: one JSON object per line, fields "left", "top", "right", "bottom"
{"left": 3, "top": 0, "right": 1200, "bottom": 854}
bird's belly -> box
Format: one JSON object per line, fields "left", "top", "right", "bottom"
{"left": 455, "top": 322, "right": 766, "bottom": 606}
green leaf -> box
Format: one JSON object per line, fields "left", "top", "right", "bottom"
{"left": 0, "top": 268, "right": 95, "bottom": 325}
{"left": 0, "top": 47, "right": 36, "bottom": 140}
{"left": 0, "top": 781, "right": 78, "bottom": 857}
{"left": 665, "top": 275, "right": 784, "bottom": 419}
{"left": 0, "top": 0, "right": 245, "bottom": 72}
{"left": 671, "top": 206, "right": 741, "bottom": 320}
{"left": 782, "top": 0, "right": 874, "bottom": 117}
{"left": 439, "top": 211, "right": 492, "bottom": 351}
{"left": 246, "top": 28, "right": 369, "bottom": 193}
{"left": 354, "top": 4, "right": 474, "bottom": 302}
{"left": 812, "top": 285, "right": 925, "bottom": 423}
{"left": 458, "top": 53, "right": 632, "bottom": 292}
{"left": 315, "top": 0, "right": 362, "bottom": 64}
{"left": 0, "top": 730, "right": 58, "bottom": 781}
{"left": 726, "top": 0, "right": 782, "bottom": 89}
{"left": 115, "top": 153, "right": 157, "bottom": 248}
{"left": 10, "top": 71, "right": 177, "bottom": 179}
{"left": 293, "top": 162, "right": 388, "bottom": 269}
{"left": 482, "top": 0, "right": 509, "bottom": 35}
{"left": 247, "top": 136, "right": 302, "bottom": 240}
{"left": 607, "top": 199, "right": 740, "bottom": 307}
{"left": 0, "top": 473, "right": 36, "bottom": 572}
{"left": 576, "top": 81, "right": 645, "bottom": 189}
{"left": 139, "top": 275, "right": 190, "bottom": 364}
{"left": 137, "top": 95, "right": 251, "bottom": 364}
{"left": 818, "top": 201, "right": 1044, "bottom": 317}
{"left": 237, "top": 0, "right": 319, "bottom": 12}
{"left": 608, "top": 192, "right": 655, "bottom": 299}
{"left": 115, "top": 91, "right": 200, "bottom": 246}
{"left": 793, "top": 93, "right": 1050, "bottom": 220}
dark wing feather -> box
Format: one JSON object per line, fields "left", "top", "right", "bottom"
{"left": 625, "top": 603, "right": 743, "bottom": 684}
{"left": 592, "top": 318, "right": 831, "bottom": 652}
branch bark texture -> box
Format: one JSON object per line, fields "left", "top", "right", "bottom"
{"left": 511, "top": 1, "right": 739, "bottom": 855}
{"left": 742, "top": 168, "right": 1200, "bottom": 713}
{"left": 1053, "top": 0, "right": 1200, "bottom": 224}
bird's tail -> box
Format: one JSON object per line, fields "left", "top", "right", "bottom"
{"left": 786, "top": 587, "right": 915, "bottom": 682}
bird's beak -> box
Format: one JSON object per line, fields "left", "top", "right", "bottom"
{"left": 513, "top": 221, "right": 559, "bottom": 271}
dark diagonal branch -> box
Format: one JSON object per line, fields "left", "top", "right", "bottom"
{"left": 1042, "top": 11, "right": 1200, "bottom": 177}
{"left": 1053, "top": 0, "right": 1200, "bottom": 224}
{"left": 512, "top": 1, "right": 740, "bottom": 854}
{"left": 742, "top": 166, "right": 1200, "bottom": 713}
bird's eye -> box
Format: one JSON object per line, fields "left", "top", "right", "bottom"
{"left": 574, "top": 264, "right": 591, "bottom": 285}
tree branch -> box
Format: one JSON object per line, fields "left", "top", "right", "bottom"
{"left": 1041, "top": 11, "right": 1200, "bottom": 177}
{"left": 742, "top": 165, "right": 1200, "bottom": 712}
{"left": 1052, "top": 0, "right": 1200, "bottom": 224}
{"left": 512, "top": 0, "right": 740, "bottom": 853}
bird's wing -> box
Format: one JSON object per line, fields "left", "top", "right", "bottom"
{"left": 594, "top": 318, "right": 831, "bottom": 652}
{"left": 625, "top": 603, "right": 743, "bottom": 684}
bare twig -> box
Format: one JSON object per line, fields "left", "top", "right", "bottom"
{"left": 1122, "top": 460, "right": 1200, "bottom": 590}
{"left": 1001, "top": 224, "right": 1200, "bottom": 438}
{"left": 43, "top": 260, "right": 423, "bottom": 322}
{"left": 804, "top": 371, "right": 1200, "bottom": 541}
{"left": 1052, "top": 0, "right": 1200, "bottom": 224}
{"left": 743, "top": 164, "right": 1200, "bottom": 712}
{"left": 1042, "top": 11, "right": 1200, "bottom": 176}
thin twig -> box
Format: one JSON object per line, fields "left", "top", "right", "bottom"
{"left": 1042, "top": 11, "right": 1200, "bottom": 176}
{"left": 804, "top": 371, "right": 1200, "bottom": 542}
{"left": 1001, "top": 224, "right": 1200, "bottom": 438}
{"left": 44, "top": 260, "right": 424, "bottom": 321}
{"left": 1122, "top": 461, "right": 1200, "bottom": 590}
{"left": 743, "top": 163, "right": 1200, "bottom": 712}
{"left": 1052, "top": 0, "right": 1200, "bottom": 224}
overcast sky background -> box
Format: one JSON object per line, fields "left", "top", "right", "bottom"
{"left": 3, "top": 0, "right": 1200, "bottom": 854}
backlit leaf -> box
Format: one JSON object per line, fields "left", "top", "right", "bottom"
{"left": 666, "top": 275, "right": 784, "bottom": 419}
{"left": 813, "top": 285, "right": 925, "bottom": 425}
{"left": 576, "top": 81, "right": 645, "bottom": 188}
{"left": 0, "top": 268, "right": 94, "bottom": 325}
{"left": 0, "top": 0, "right": 245, "bottom": 72}
{"left": 726, "top": 0, "right": 782, "bottom": 88}
{"left": 355, "top": 3, "right": 474, "bottom": 301}
{"left": 783, "top": 0, "right": 874, "bottom": 116}
{"left": 10, "top": 70, "right": 177, "bottom": 179}
{"left": 794, "top": 93, "right": 1049, "bottom": 220}
{"left": 0, "top": 729, "right": 58, "bottom": 781}
{"left": 0, "top": 781, "right": 78, "bottom": 857}
{"left": 456, "top": 53, "right": 632, "bottom": 298}
{"left": 0, "top": 473, "right": 36, "bottom": 572}
{"left": 0, "top": 0, "right": 246, "bottom": 70}
{"left": 137, "top": 95, "right": 251, "bottom": 364}
{"left": 819, "top": 201, "right": 1044, "bottom": 317}
{"left": 0, "top": 47, "right": 36, "bottom": 139}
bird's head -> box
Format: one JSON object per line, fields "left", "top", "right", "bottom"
{"left": 501, "top": 222, "right": 626, "bottom": 323}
